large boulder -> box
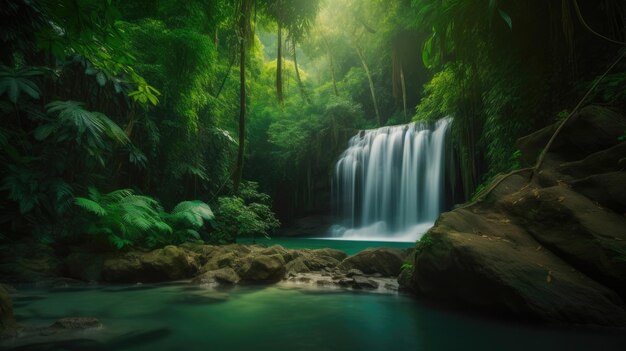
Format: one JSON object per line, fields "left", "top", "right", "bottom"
{"left": 102, "top": 245, "right": 199, "bottom": 283}
{"left": 517, "top": 105, "right": 626, "bottom": 166}
{"left": 338, "top": 248, "right": 408, "bottom": 276}
{"left": 0, "top": 284, "right": 16, "bottom": 338}
{"left": 237, "top": 254, "right": 286, "bottom": 282}
{"left": 499, "top": 185, "right": 626, "bottom": 296}
{"left": 414, "top": 209, "right": 626, "bottom": 326}
{"left": 285, "top": 248, "right": 346, "bottom": 275}
{"left": 411, "top": 106, "right": 626, "bottom": 326}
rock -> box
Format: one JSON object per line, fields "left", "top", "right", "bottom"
{"left": 500, "top": 185, "right": 626, "bottom": 296}
{"left": 285, "top": 257, "right": 312, "bottom": 274}
{"left": 338, "top": 248, "right": 408, "bottom": 276}
{"left": 310, "top": 248, "right": 348, "bottom": 262}
{"left": 409, "top": 106, "right": 626, "bottom": 327}
{"left": 102, "top": 245, "right": 199, "bottom": 283}
{"left": 237, "top": 254, "right": 286, "bottom": 282}
{"left": 337, "top": 278, "right": 354, "bottom": 287}
{"left": 284, "top": 249, "right": 344, "bottom": 275}
{"left": 570, "top": 171, "right": 626, "bottom": 214}
{"left": 0, "top": 285, "right": 16, "bottom": 338}
{"left": 397, "top": 266, "right": 414, "bottom": 291}
{"left": 180, "top": 243, "right": 219, "bottom": 265}
{"left": 414, "top": 219, "right": 626, "bottom": 326}
{"left": 346, "top": 269, "right": 363, "bottom": 277}
{"left": 258, "top": 245, "right": 298, "bottom": 262}
{"left": 49, "top": 317, "right": 102, "bottom": 330}
{"left": 517, "top": 106, "right": 626, "bottom": 166}
{"left": 352, "top": 276, "right": 379, "bottom": 289}
{"left": 191, "top": 267, "right": 240, "bottom": 285}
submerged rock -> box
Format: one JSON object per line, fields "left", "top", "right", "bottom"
{"left": 49, "top": 317, "right": 102, "bottom": 331}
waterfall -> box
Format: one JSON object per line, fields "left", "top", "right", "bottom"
{"left": 331, "top": 118, "right": 452, "bottom": 241}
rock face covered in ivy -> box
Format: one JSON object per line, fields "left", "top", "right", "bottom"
{"left": 407, "top": 106, "right": 626, "bottom": 327}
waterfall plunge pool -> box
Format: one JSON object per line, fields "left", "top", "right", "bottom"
{"left": 4, "top": 283, "right": 625, "bottom": 351}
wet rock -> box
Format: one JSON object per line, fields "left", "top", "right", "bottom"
{"left": 338, "top": 248, "right": 408, "bottom": 276}
{"left": 352, "top": 276, "right": 379, "bottom": 289}
{"left": 237, "top": 254, "right": 286, "bottom": 283}
{"left": 191, "top": 267, "right": 240, "bottom": 285}
{"left": 410, "top": 106, "right": 626, "bottom": 327}
{"left": 500, "top": 185, "right": 626, "bottom": 296}
{"left": 102, "top": 245, "right": 199, "bottom": 283}
{"left": 310, "top": 248, "right": 348, "bottom": 262}
{"left": 346, "top": 269, "right": 363, "bottom": 277}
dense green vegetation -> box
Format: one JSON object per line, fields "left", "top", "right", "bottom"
{"left": 1, "top": 0, "right": 624, "bottom": 250}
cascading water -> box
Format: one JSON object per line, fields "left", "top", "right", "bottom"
{"left": 330, "top": 118, "right": 452, "bottom": 241}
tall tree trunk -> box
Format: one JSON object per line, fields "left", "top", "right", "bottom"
{"left": 292, "top": 39, "right": 310, "bottom": 104}
{"left": 233, "top": 5, "right": 248, "bottom": 195}
{"left": 400, "top": 65, "right": 407, "bottom": 121}
{"left": 355, "top": 44, "right": 381, "bottom": 126}
{"left": 276, "top": 22, "right": 284, "bottom": 104}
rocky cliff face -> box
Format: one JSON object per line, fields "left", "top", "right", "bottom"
{"left": 405, "top": 106, "right": 626, "bottom": 327}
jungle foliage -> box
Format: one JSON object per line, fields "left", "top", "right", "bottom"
{"left": 1, "top": 0, "right": 624, "bottom": 249}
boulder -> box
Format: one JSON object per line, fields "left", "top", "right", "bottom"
{"left": 192, "top": 267, "right": 240, "bottom": 285}
{"left": 414, "top": 216, "right": 626, "bottom": 326}
{"left": 346, "top": 269, "right": 364, "bottom": 277}
{"left": 411, "top": 106, "right": 626, "bottom": 326}
{"left": 0, "top": 284, "right": 16, "bottom": 338}
{"left": 517, "top": 105, "right": 626, "bottom": 166}
{"left": 102, "top": 245, "right": 199, "bottom": 283}
{"left": 237, "top": 254, "right": 286, "bottom": 282}
{"left": 499, "top": 185, "right": 626, "bottom": 296}
{"left": 338, "top": 248, "right": 408, "bottom": 276}
{"left": 310, "top": 248, "right": 348, "bottom": 262}
{"left": 352, "top": 276, "right": 379, "bottom": 289}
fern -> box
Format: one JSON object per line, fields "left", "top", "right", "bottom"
{"left": 75, "top": 197, "right": 107, "bottom": 216}
{"left": 73, "top": 187, "right": 213, "bottom": 249}
{"left": 0, "top": 66, "right": 44, "bottom": 103}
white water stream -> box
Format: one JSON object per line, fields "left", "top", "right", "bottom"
{"left": 331, "top": 118, "right": 451, "bottom": 241}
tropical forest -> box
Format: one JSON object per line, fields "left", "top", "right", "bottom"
{"left": 1, "top": 0, "right": 626, "bottom": 350}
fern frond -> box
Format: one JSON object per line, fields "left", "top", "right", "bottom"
{"left": 75, "top": 197, "right": 107, "bottom": 216}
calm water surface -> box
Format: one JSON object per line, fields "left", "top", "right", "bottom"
{"left": 238, "top": 237, "right": 415, "bottom": 255}
{"left": 3, "top": 282, "right": 625, "bottom": 351}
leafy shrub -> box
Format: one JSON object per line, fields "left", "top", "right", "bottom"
{"left": 75, "top": 187, "right": 213, "bottom": 249}
{"left": 212, "top": 182, "right": 279, "bottom": 243}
